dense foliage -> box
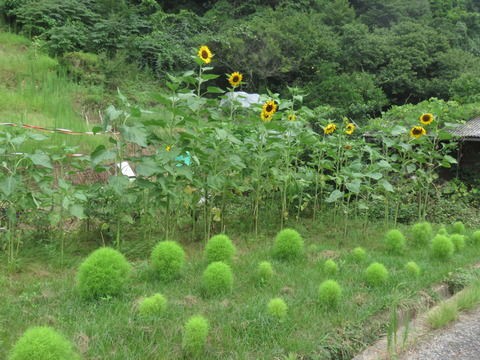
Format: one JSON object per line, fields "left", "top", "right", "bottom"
{"left": 3, "top": 0, "right": 480, "bottom": 119}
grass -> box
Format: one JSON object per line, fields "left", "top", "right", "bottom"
{"left": 2, "top": 220, "right": 480, "bottom": 359}
{"left": 427, "top": 302, "right": 458, "bottom": 329}
{"left": 0, "top": 31, "right": 106, "bottom": 152}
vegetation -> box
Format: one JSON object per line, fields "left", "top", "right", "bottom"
{"left": 323, "top": 259, "right": 339, "bottom": 276}
{"left": 182, "top": 315, "right": 209, "bottom": 357}
{"left": 273, "top": 228, "right": 304, "bottom": 260}
{"left": 256, "top": 261, "right": 274, "bottom": 283}
{"left": 431, "top": 235, "right": 455, "bottom": 260}
{"left": 411, "top": 222, "right": 433, "bottom": 247}
{"left": 267, "top": 297, "right": 288, "bottom": 321}
{"left": 76, "top": 247, "right": 131, "bottom": 299}
{"left": 138, "top": 293, "right": 167, "bottom": 318}
{"left": 201, "top": 261, "right": 234, "bottom": 297}
{"left": 150, "top": 240, "right": 186, "bottom": 281}
{"left": 204, "top": 234, "right": 236, "bottom": 264}
{"left": 405, "top": 261, "right": 421, "bottom": 278}
{"left": 384, "top": 229, "right": 406, "bottom": 254}
{"left": 365, "top": 262, "right": 389, "bottom": 287}
{"left": 318, "top": 279, "right": 342, "bottom": 307}
{"left": 8, "top": 326, "right": 79, "bottom": 360}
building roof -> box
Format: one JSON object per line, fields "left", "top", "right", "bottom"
{"left": 451, "top": 117, "right": 480, "bottom": 140}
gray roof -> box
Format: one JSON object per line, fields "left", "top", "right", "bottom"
{"left": 451, "top": 117, "right": 480, "bottom": 139}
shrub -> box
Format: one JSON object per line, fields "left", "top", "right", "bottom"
{"left": 411, "top": 221, "right": 433, "bottom": 246}
{"left": 151, "top": 241, "right": 186, "bottom": 281}
{"left": 257, "top": 261, "right": 273, "bottom": 283}
{"left": 273, "top": 228, "right": 304, "bottom": 260}
{"left": 204, "top": 234, "right": 236, "bottom": 264}
{"left": 201, "top": 261, "right": 233, "bottom": 297}
{"left": 76, "top": 247, "right": 131, "bottom": 299}
{"left": 452, "top": 221, "right": 466, "bottom": 235}
{"left": 471, "top": 230, "right": 480, "bottom": 245}
{"left": 323, "top": 259, "right": 338, "bottom": 276}
{"left": 9, "top": 326, "right": 79, "bottom": 360}
{"left": 138, "top": 293, "right": 167, "bottom": 318}
{"left": 384, "top": 229, "right": 406, "bottom": 254}
{"left": 431, "top": 235, "right": 454, "bottom": 260}
{"left": 450, "top": 234, "right": 466, "bottom": 252}
{"left": 437, "top": 226, "right": 449, "bottom": 236}
{"left": 351, "top": 247, "right": 367, "bottom": 262}
{"left": 182, "top": 315, "right": 209, "bottom": 356}
{"left": 405, "top": 261, "right": 421, "bottom": 277}
{"left": 318, "top": 280, "right": 342, "bottom": 307}
{"left": 365, "top": 262, "right": 389, "bottom": 286}
{"left": 267, "top": 298, "right": 288, "bottom": 320}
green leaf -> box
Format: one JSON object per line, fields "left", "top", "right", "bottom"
{"left": 69, "top": 204, "right": 86, "bottom": 219}
{"left": 201, "top": 73, "right": 220, "bottom": 80}
{"left": 136, "top": 158, "right": 163, "bottom": 177}
{"left": 346, "top": 180, "right": 361, "bottom": 194}
{"left": 379, "top": 179, "right": 394, "bottom": 192}
{"left": 120, "top": 124, "right": 148, "bottom": 147}
{"left": 0, "top": 177, "right": 17, "bottom": 196}
{"left": 28, "top": 151, "right": 52, "bottom": 169}
{"left": 207, "top": 86, "right": 224, "bottom": 94}
{"left": 366, "top": 172, "right": 382, "bottom": 180}
{"left": 90, "top": 145, "right": 116, "bottom": 166}
{"left": 325, "top": 190, "right": 344, "bottom": 203}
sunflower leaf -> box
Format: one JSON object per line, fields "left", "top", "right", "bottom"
{"left": 325, "top": 190, "right": 344, "bottom": 203}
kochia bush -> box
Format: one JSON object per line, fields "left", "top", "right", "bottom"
{"left": 452, "top": 221, "right": 466, "bottom": 235}
{"left": 201, "top": 261, "right": 233, "bottom": 297}
{"left": 9, "top": 326, "right": 79, "bottom": 360}
{"left": 431, "top": 235, "right": 454, "bottom": 260}
{"left": 267, "top": 297, "right": 288, "bottom": 320}
{"left": 365, "top": 262, "right": 389, "bottom": 286}
{"left": 273, "top": 228, "right": 304, "bottom": 260}
{"left": 182, "top": 315, "right": 209, "bottom": 356}
{"left": 351, "top": 247, "right": 367, "bottom": 262}
{"left": 405, "top": 261, "right": 421, "bottom": 277}
{"left": 204, "top": 234, "right": 236, "bottom": 264}
{"left": 257, "top": 261, "right": 273, "bottom": 283}
{"left": 450, "top": 234, "right": 465, "bottom": 252}
{"left": 471, "top": 230, "right": 480, "bottom": 245}
{"left": 318, "top": 280, "right": 342, "bottom": 307}
{"left": 384, "top": 229, "right": 406, "bottom": 254}
{"left": 138, "top": 293, "right": 167, "bottom": 318}
{"left": 76, "top": 247, "right": 131, "bottom": 299}
{"left": 151, "top": 241, "right": 186, "bottom": 280}
{"left": 411, "top": 221, "right": 433, "bottom": 246}
{"left": 323, "top": 259, "right": 338, "bottom": 276}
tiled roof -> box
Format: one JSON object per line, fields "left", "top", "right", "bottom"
{"left": 451, "top": 117, "right": 480, "bottom": 138}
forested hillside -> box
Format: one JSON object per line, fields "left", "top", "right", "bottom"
{"left": 2, "top": 0, "right": 480, "bottom": 121}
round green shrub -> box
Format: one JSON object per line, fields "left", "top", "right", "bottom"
{"left": 267, "top": 297, "right": 288, "bottom": 320}
{"left": 76, "top": 247, "right": 131, "bottom": 299}
{"left": 138, "top": 293, "right": 167, "bottom": 318}
{"left": 351, "top": 247, "right": 367, "bottom": 262}
{"left": 431, "top": 235, "right": 454, "bottom": 260}
{"left": 318, "top": 280, "right": 342, "bottom": 307}
{"left": 273, "top": 228, "right": 304, "bottom": 260}
{"left": 257, "top": 261, "right": 274, "bottom": 283}
{"left": 405, "top": 261, "right": 421, "bottom": 277}
{"left": 411, "top": 221, "right": 433, "bottom": 246}
{"left": 365, "top": 262, "right": 389, "bottom": 286}
{"left": 9, "top": 326, "right": 79, "bottom": 360}
{"left": 437, "top": 226, "right": 449, "bottom": 236}
{"left": 323, "top": 259, "right": 338, "bottom": 276}
{"left": 384, "top": 229, "right": 406, "bottom": 254}
{"left": 452, "top": 221, "right": 466, "bottom": 235}
{"left": 204, "top": 234, "right": 236, "bottom": 264}
{"left": 450, "top": 234, "right": 465, "bottom": 252}
{"left": 182, "top": 315, "right": 209, "bottom": 356}
{"left": 150, "top": 240, "right": 186, "bottom": 281}
{"left": 201, "top": 261, "right": 233, "bottom": 296}
{"left": 471, "top": 230, "right": 480, "bottom": 245}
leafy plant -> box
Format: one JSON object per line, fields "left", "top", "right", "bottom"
{"left": 384, "top": 229, "right": 406, "bottom": 254}
{"left": 182, "top": 315, "right": 209, "bottom": 356}
{"left": 257, "top": 261, "right": 273, "bottom": 283}
{"left": 351, "top": 247, "right": 367, "bottom": 262}
{"left": 201, "top": 261, "right": 233, "bottom": 297}
{"left": 318, "top": 280, "right": 342, "bottom": 307}
{"left": 450, "top": 234, "right": 466, "bottom": 252}
{"left": 365, "top": 262, "right": 389, "bottom": 287}
{"left": 431, "top": 235, "right": 454, "bottom": 260}
{"left": 76, "top": 247, "right": 131, "bottom": 299}
{"left": 323, "top": 259, "right": 339, "bottom": 276}
{"left": 9, "top": 326, "right": 79, "bottom": 360}
{"left": 138, "top": 293, "right": 167, "bottom": 318}
{"left": 204, "top": 234, "right": 236, "bottom": 264}
{"left": 451, "top": 221, "right": 466, "bottom": 235}
{"left": 267, "top": 297, "right": 288, "bottom": 321}
{"left": 273, "top": 228, "right": 304, "bottom": 260}
{"left": 404, "top": 261, "right": 421, "bottom": 277}
{"left": 150, "top": 241, "right": 186, "bottom": 281}
{"left": 411, "top": 221, "right": 433, "bottom": 246}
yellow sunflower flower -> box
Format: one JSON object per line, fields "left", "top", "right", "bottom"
{"left": 197, "top": 45, "right": 213, "bottom": 64}
{"left": 262, "top": 100, "right": 278, "bottom": 116}
{"left": 260, "top": 111, "right": 273, "bottom": 123}
{"left": 165, "top": 145, "right": 172, "bottom": 152}
{"left": 228, "top": 71, "right": 243, "bottom": 88}
{"left": 287, "top": 113, "right": 297, "bottom": 121}
{"left": 324, "top": 123, "right": 337, "bottom": 135}
{"left": 410, "top": 126, "right": 427, "bottom": 139}
{"left": 419, "top": 113, "right": 434, "bottom": 125}
{"left": 345, "top": 123, "right": 355, "bottom": 135}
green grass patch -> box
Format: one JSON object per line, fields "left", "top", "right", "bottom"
{"left": 427, "top": 302, "right": 458, "bottom": 329}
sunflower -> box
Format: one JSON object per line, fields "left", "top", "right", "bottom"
{"left": 197, "top": 45, "right": 213, "bottom": 64}
{"left": 410, "top": 126, "right": 427, "bottom": 139}
{"left": 345, "top": 123, "right": 355, "bottom": 135}
{"left": 262, "top": 100, "right": 278, "bottom": 116}
{"left": 228, "top": 72, "right": 243, "bottom": 88}
{"left": 260, "top": 111, "right": 273, "bottom": 123}
{"left": 165, "top": 145, "right": 172, "bottom": 152}
{"left": 324, "top": 123, "right": 337, "bottom": 135}
{"left": 419, "top": 113, "right": 434, "bottom": 125}
{"left": 287, "top": 113, "right": 297, "bottom": 121}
